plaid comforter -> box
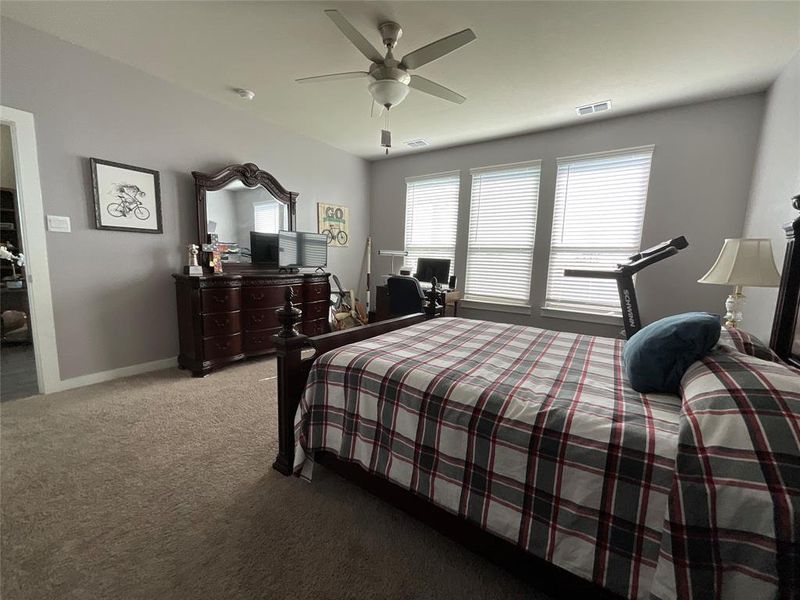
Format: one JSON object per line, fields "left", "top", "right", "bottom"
{"left": 293, "top": 318, "right": 800, "bottom": 600}
{"left": 651, "top": 346, "right": 800, "bottom": 600}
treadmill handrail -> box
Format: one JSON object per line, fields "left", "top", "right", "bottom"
{"left": 565, "top": 247, "right": 680, "bottom": 279}
{"left": 623, "top": 246, "right": 679, "bottom": 274}
{"left": 563, "top": 268, "right": 620, "bottom": 279}
{"left": 627, "top": 236, "right": 688, "bottom": 262}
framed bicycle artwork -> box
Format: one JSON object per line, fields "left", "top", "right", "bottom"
{"left": 317, "top": 202, "right": 349, "bottom": 247}
{"left": 90, "top": 158, "right": 163, "bottom": 233}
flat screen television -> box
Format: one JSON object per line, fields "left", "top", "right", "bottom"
{"left": 278, "top": 231, "right": 328, "bottom": 268}
{"left": 250, "top": 232, "right": 279, "bottom": 267}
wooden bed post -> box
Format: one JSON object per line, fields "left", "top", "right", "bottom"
{"left": 425, "top": 277, "right": 440, "bottom": 318}
{"left": 271, "top": 277, "right": 436, "bottom": 476}
{"left": 272, "top": 288, "right": 308, "bottom": 475}
{"left": 770, "top": 195, "right": 800, "bottom": 365}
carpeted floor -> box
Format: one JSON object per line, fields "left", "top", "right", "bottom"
{"left": 1, "top": 358, "right": 550, "bottom": 600}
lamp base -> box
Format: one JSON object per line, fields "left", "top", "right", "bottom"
{"left": 723, "top": 286, "right": 745, "bottom": 329}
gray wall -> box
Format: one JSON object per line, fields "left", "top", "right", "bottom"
{"left": 1, "top": 19, "right": 370, "bottom": 380}
{"left": 370, "top": 94, "right": 765, "bottom": 337}
{"left": 742, "top": 52, "right": 800, "bottom": 342}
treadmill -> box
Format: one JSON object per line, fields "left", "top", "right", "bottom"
{"left": 564, "top": 236, "right": 689, "bottom": 339}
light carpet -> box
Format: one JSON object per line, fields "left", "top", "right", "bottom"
{"left": 1, "top": 358, "right": 550, "bottom": 600}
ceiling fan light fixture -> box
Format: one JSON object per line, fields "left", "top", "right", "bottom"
{"left": 368, "top": 79, "right": 410, "bottom": 108}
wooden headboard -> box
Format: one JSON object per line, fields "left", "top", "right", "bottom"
{"left": 769, "top": 194, "right": 800, "bottom": 368}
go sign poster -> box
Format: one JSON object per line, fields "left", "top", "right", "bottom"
{"left": 318, "top": 203, "right": 349, "bottom": 247}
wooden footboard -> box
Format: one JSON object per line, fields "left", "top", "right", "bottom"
{"left": 270, "top": 287, "right": 439, "bottom": 475}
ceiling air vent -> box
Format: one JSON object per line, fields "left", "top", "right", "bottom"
{"left": 405, "top": 139, "right": 429, "bottom": 148}
{"left": 576, "top": 100, "right": 612, "bottom": 116}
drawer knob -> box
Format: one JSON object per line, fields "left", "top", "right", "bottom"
{"left": 213, "top": 295, "right": 226, "bottom": 304}
{"left": 252, "top": 293, "right": 265, "bottom": 301}
{"left": 216, "top": 341, "right": 229, "bottom": 350}
{"left": 214, "top": 318, "right": 229, "bottom": 327}
{"left": 252, "top": 315, "right": 264, "bottom": 323}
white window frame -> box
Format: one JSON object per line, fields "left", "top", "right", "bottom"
{"left": 403, "top": 171, "right": 460, "bottom": 278}
{"left": 464, "top": 160, "right": 542, "bottom": 308}
{"left": 543, "top": 145, "right": 655, "bottom": 322}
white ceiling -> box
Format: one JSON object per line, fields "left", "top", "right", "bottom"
{"left": 3, "top": 1, "right": 799, "bottom": 160}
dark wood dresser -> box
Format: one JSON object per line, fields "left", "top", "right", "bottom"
{"left": 173, "top": 271, "right": 330, "bottom": 376}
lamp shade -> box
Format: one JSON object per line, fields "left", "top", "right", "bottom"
{"left": 698, "top": 238, "right": 781, "bottom": 287}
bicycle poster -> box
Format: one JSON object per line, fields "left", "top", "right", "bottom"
{"left": 317, "top": 203, "right": 349, "bottom": 247}
{"left": 91, "top": 158, "right": 163, "bottom": 233}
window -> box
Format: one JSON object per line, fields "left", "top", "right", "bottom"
{"left": 464, "top": 161, "right": 541, "bottom": 306}
{"left": 254, "top": 201, "right": 284, "bottom": 233}
{"left": 404, "top": 172, "right": 460, "bottom": 276}
{"left": 544, "top": 146, "right": 654, "bottom": 318}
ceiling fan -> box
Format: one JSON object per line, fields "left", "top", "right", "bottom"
{"left": 297, "top": 10, "right": 476, "bottom": 112}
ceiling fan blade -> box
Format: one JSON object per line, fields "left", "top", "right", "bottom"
{"left": 324, "top": 10, "right": 384, "bottom": 64}
{"left": 401, "top": 29, "right": 476, "bottom": 70}
{"left": 409, "top": 75, "right": 466, "bottom": 104}
{"left": 295, "top": 71, "right": 369, "bottom": 84}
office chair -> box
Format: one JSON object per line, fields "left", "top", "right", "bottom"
{"left": 387, "top": 276, "right": 425, "bottom": 317}
{"left": 387, "top": 276, "right": 444, "bottom": 317}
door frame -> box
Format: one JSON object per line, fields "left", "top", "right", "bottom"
{"left": 1, "top": 105, "right": 61, "bottom": 393}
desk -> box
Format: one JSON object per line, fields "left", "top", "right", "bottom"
{"left": 373, "top": 284, "right": 462, "bottom": 323}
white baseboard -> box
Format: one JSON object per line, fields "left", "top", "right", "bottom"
{"left": 52, "top": 357, "right": 177, "bottom": 393}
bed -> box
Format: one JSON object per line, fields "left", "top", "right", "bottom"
{"left": 271, "top": 201, "right": 800, "bottom": 600}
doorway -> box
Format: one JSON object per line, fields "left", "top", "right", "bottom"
{"left": 1, "top": 106, "right": 60, "bottom": 397}
{"left": 1, "top": 123, "right": 38, "bottom": 400}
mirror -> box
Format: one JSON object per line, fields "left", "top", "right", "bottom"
{"left": 205, "top": 183, "right": 289, "bottom": 264}
{"left": 193, "top": 163, "right": 297, "bottom": 269}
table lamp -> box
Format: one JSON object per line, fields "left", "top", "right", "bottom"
{"left": 698, "top": 238, "right": 781, "bottom": 328}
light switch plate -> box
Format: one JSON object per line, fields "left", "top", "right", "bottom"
{"left": 47, "top": 215, "right": 71, "bottom": 233}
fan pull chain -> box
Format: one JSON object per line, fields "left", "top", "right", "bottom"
{"left": 381, "top": 107, "right": 392, "bottom": 155}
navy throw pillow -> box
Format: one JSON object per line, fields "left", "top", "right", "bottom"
{"left": 622, "top": 312, "right": 721, "bottom": 394}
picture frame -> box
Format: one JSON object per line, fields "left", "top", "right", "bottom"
{"left": 317, "top": 202, "right": 349, "bottom": 247}
{"left": 91, "top": 158, "right": 163, "bottom": 233}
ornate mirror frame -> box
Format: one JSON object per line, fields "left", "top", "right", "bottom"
{"left": 192, "top": 163, "right": 298, "bottom": 272}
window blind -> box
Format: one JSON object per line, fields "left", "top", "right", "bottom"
{"left": 544, "top": 146, "right": 654, "bottom": 317}
{"left": 465, "top": 161, "right": 541, "bottom": 305}
{"left": 254, "top": 201, "right": 282, "bottom": 233}
{"left": 404, "top": 173, "right": 459, "bottom": 276}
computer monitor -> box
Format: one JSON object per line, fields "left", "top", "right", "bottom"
{"left": 415, "top": 258, "right": 450, "bottom": 286}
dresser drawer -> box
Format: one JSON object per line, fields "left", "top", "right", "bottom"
{"left": 243, "top": 285, "right": 303, "bottom": 309}
{"left": 243, "top": 327, "right": 281, "bottom": 353}
{"left": 203, "top": 333, "right": 242, "bottom": 360}
{"left": 243, "top": 308, "right": 280, "bottom": 331}
{"left": 202, "top": 311, "right": 241, "bottom": 337}
{"left": 305, "top": 282, "right": 329, "bottom": 304}
{"left": 201, "top": 288, "right": 241, "bottom": 313}
{"left": 304, "top": 299, "right": 329, "bottom": 321}
{"left": 303, "top": 318, "right": 329, "bottom": 337}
